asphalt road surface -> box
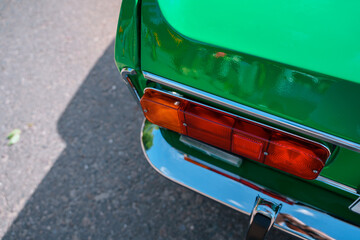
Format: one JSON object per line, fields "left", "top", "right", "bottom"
{"left": 0, "top": 0, "right": 298, "bottom": 239}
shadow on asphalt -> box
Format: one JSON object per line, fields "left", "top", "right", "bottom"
{"left": 3, "top": 41, "right": 296, "bottom": 240}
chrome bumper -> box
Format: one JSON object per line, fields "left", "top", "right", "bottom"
{"left": 140, "top": 119, "right": 360, "bottom": 240}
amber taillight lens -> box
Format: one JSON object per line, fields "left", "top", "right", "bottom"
{"left": 140, "top": 90, "right": 185, "bottom": 134}
{"left": 140, "top": 88, "right": 330, "bottom": 180}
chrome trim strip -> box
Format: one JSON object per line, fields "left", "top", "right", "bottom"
{"left": 120, "top": 68, "right": 140, "bottom": 102}
{"left": 349, "top": 197, "right": 360, "bottom": 214}
{"left": 180, "top": 135, "right": 242, "bottom": 167}
{"left": 140, "top": 119, "right": 359, "bottom": 240}
{"left": 316, "top": 176, "right": 359, "bottom": 196}
{"left": 143, "top": 71, "right": 360, "bottom": 153}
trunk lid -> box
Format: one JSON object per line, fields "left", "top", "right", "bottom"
{"left": 140, "top": 0, "right": 360, "bottom": 189}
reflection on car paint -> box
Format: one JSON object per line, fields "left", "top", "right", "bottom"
{"left": 141, "top": 0, "right": 360, "bottom": 146}
{"left": 141, "top": 120, "right": 360, "bottom": 239}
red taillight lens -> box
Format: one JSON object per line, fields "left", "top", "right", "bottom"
{"left": 264, "top": 134, "right": 328, "bottom": 179}
{"left": 184, "top": 103, "right": 235, "bottom": 151}
{"left": 232, "top": 121, "right": 271, "bottom": 162}
{"left": 140, "top": 88, "right": 330, "bottom": 180}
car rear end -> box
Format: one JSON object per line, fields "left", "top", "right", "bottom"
{"left": 115, "top": 0, "right": 360, "bottom": 239}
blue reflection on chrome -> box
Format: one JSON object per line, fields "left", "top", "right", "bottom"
{"left": 141, "top": 120, "right": 360, "bottom": 240}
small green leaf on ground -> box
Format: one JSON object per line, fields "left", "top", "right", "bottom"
{"left": 7, "top": 129, "right": 21, "bottom": 146}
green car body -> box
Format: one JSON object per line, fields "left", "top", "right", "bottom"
{"left": 115, "top": 0, "right": 360, "bottom": 239}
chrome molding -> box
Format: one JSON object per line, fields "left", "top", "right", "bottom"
{"left": 349, "top": 197, "right": 360, "bottom": 214}
{"left": 180, "top": 135, "right": 242, "bottom": 167}
{"left": 317, "top": 176, "right": 359, "bottom": 196}
{"left": 120, "top": 68, "right": 140, "bottom": 102}
{"left": 143, "top": 71, "right": 360, "bottom": 153}
{"left": 140, "top": 119, "right": 359, "bottom": 240}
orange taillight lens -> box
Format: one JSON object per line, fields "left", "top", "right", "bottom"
{"left": 140, "top": 90, "right": 185, "bottom": 134}
{"left": 140, "top": 88, "right": 330, "bottom": 180}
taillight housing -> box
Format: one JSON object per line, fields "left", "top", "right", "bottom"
{"left": 140, "top": 88, "right": 330, "bottom": 180}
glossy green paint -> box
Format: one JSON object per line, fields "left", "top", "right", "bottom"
{"left": 114, "top": 0, "right": 360, "bottom": 224}
{"left": 138, "top": 0, "right": 360, "bottom": 188}
{"left": 157, "top": 0, "right": 360, "bottom": 83}
{"left": 322, "top": 148, "right": 360, "bottom": 189}
{"left": 114, "top": 0, "right": 139, "bottom": 70}
{"left": 141, "top": 0, "right": 360, "bottom": 145}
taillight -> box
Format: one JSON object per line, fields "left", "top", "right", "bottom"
{"left": 140, "top": 90, "right": 185, "bottom": 134}
{"left": 184, "top": 102, "right": 235, "bottom": 151}
{"left": 140, "top": 88, "right": 330, "bottom": 180}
